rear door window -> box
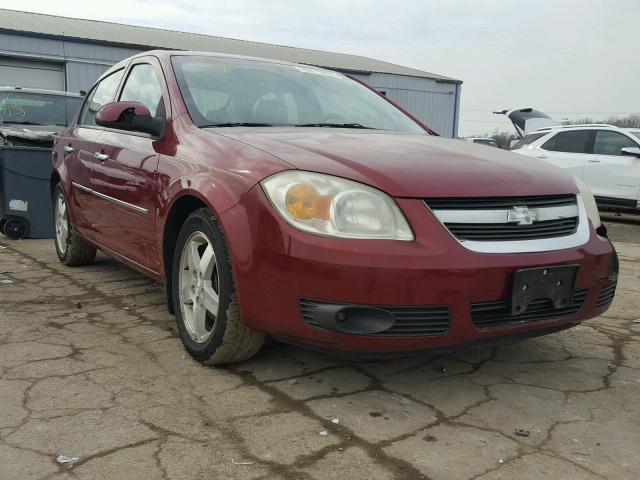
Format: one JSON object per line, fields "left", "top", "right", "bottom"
{"left": 79, "top": 69, "right": 124, "bottom": 127}
{"left": 542, "top": 130, "right": 593, "bottom": 154}
{"left": 593, "top": 130, "right": 637, "bottom": 155}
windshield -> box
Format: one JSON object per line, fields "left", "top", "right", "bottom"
{"left": 628, "top": 130, "right": 640, "bottom": 141}
{"left": 511, "top": 132, "right": 547, "bottom": 150}
{"left": 171, "top": 56, "right": 424, "bottom": 133}
{"left": 0, "top": 92, "right": 82, "bottom": 127}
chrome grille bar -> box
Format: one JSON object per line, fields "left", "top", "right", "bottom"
{"left": 431, "top": 204, "right": 578, "bottom": 224}
{"left": 424, "top": 194, "right": 590, "bottom": 254}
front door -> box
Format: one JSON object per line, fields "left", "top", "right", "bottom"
{"left": 537, "top": 129, "right": 592, "bottom": 180}
{"left": 584, "top": 130, "right": 640, "bottom": 203}
{"left": 87, "top": 59, "right": 168, "bottom": 272}
{"left": 91, "top": 129, "right": 159, "bottom": 271}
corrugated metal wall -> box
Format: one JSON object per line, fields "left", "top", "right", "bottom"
{"left": 349, "top": 72, "right": 460, "bottom": 137}
{"left": 64, "top": 61, "right": 116, "bottom": 92}
{"left": 0, "top": 32, "right": 460, "bottom": 136}
{"left": 0, "top": 56, "right": 65, "bottom": 89}
{"left": 0, "top": 32, "right": 143, "bottom": 92}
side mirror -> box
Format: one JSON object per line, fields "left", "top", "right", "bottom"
{"left": 621, "top": 147, "right": 640, "bottom": 157}
{"left": 96, "top": 101, "right": 165, "bottom": 138}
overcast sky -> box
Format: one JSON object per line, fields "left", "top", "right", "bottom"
{"left": 2, "top": 0, "right": 638, "bottom": 136}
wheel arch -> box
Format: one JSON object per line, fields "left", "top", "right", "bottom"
{"left": 162, "top": 193, "right": 219, "bottom": 314}
{"left": 159, "top": 167, "right": 258, "bottom": 314}
{"left": 50, "top": 165, "right": 72, "bottom": 204}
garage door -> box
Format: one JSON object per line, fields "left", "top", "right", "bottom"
{"left": 0, "top": 57, "right": 64, "bottom": 90}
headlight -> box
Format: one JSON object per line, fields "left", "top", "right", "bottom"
{"left": 574, "top": 177, "right": 601, "bottom": 229}
{"left": 261, "top": 171, "right": 414, "bottom": 240}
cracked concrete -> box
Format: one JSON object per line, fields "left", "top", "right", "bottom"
{"left": 0, "top": 219, "right": 638, "bottom": 480}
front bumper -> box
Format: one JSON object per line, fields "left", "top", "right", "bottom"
{"left": 220, "top": 186, "right": 616, "bottom": 353}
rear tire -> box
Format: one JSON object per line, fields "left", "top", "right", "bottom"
{"left": 172, "top": 208, "right": 265, "bottom": 364}
{"left": 54, "top": 183, "right": 97, "bottom": 266}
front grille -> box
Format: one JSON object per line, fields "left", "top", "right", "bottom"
{"left": 595, "top": 283, "right": 616, "bottom": 308}
{"left": 446, "top": 218, "right": 578, "bottom": 241}
{"left": 300, "top": 298, "right": 451, "bottom": 336}
{"left": 424, "top": 194, "right": 577, "bottom": 210}
{"left": 470, "top": 287, "right": 588, "bottom": 329}
{"left": 425, "top": 194, "right": 579, "bottom": 243}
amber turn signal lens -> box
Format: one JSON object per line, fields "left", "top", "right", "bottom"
{"left": 285, "top": 183, "right": 330, "bottom": 220}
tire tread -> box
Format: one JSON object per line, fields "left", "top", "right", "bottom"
{"left": 64, "top": 228, "right": 98, "bottom": 266}
{"left": 54, "top": 184, "right": 97, "bottom": 266}
{"left": 179, "top": 208, "right": 265, "bottom": 365}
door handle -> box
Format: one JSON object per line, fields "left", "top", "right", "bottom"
{"left": 94, "top": 152, "right": 109, "bottom": 162}
{"left": 587, "top": 159, "right": 601, "bottom": 163}
{"left": 535, "top": 154, "right": 548, "bottom": 159}
{"left": 63, "top": 145, "right": 74, "bottom": 153}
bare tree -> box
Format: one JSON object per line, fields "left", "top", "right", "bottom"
{"left": 570, "top": 114, "right": 640, "bottom": 128}
{"left": 477, "top": 129, "right": 518, "bottom": 149}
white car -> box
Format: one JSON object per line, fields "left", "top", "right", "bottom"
{"left": 500, "top": 109, "right": 640, "bottom": 213}
{"left": 465, "top": 137, "right": 497, "bottom": 147}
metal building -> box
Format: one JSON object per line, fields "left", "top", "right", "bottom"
{"left": 0, "top": 9, "right": 462, "bottom": 136}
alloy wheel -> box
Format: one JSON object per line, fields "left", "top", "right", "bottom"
{"left": 178, "top": 231, "right": 220, "bottom": 343}
{"left": 55, "top": 193, "right": 69, "bottom": 254}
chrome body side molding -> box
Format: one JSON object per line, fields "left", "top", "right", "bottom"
{"left": 72, "top": 182, "right": 148, "bottom": 215}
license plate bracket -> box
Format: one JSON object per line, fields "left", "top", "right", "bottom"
{"left": 511, "top": 265, "right": 578, "bottom": 316}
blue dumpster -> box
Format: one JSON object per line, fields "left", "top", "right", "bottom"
{"left": 0, "top": 146, "right": 54, "bottom": 239}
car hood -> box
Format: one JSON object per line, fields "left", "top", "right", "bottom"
{"left": 0, "top": 125, "right": 61, "bottom": 147}
{"left": 210, "top": 128, "right": 578, "bottom": 198}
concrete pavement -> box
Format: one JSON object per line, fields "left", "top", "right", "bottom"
{"left": 0, "top": 220, "right": 638, "bottom": 480}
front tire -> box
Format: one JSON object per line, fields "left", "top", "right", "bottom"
{"left": 172, "top": 208, "right": 265, "bottom": 364}
{"left": 54, "top": 183, "right": 97, "bottom": 266}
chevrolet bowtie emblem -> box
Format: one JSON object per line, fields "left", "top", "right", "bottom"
{"left": 507, "top": 206, "right": 539, "bottom": 226}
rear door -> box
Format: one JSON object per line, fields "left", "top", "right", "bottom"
{"left": 536, "top": 130, "right": 593, "bottom": 180}
{"left": 89, "top": 58, "right": 167, "bottom": 272}
{"left": 65, "top": 68, "right": 125, "bottom": 238}
{"left": 584, "top": 130, "right": 640, "bottom": 203}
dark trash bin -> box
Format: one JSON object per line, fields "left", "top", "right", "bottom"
{"left": 0, "top": 146, "right": 54, "bottom": 239}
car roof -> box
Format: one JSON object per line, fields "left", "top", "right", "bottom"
{"left": 144, "top": 49, "right": 306, "bottom": 64}
{"left": 535, "top": 124, "right": 626, "bottom": 134}
{"left": 0, "top": 86, "right": 84, "bottom": 98}
{"left": 105, "top": 49, "right": 349, "bottom": 79}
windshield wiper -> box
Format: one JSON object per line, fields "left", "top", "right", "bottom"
{"left": 296, "top": 123, "right": 375, "bottom": 129}
{"left": 200, "top": 122, "right": 275, "bottom": 128}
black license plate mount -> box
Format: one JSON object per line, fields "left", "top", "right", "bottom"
{"left": 511, "top": 265, "right": 578, "bottom": 316}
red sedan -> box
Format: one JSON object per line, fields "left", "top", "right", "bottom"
{"left": 52, "top": 51, "right": 617, "bottom": 364}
